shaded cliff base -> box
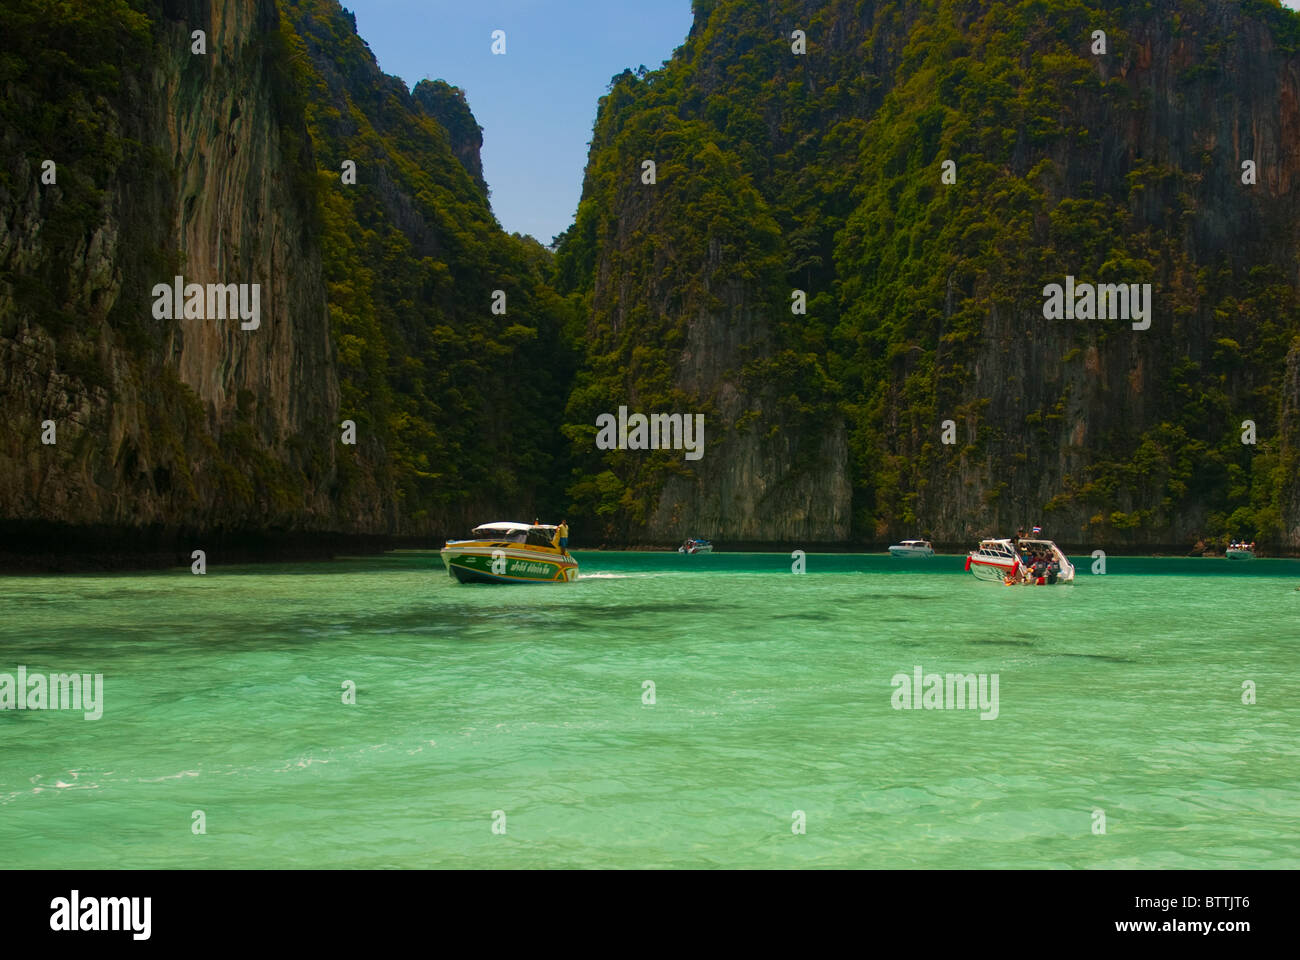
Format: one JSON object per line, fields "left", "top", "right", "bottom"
{"left": 3, "top": 527, "right": 1295, "bottom": 573}
{"left": 0, "top": 522, "right": 440, "bottom": 573}
{"left": 580, "top": 540, "right": 1300, "bottom": 558}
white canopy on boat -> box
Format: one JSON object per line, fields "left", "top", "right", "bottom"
{"left": 472, "top": 521, "right": 557, "bottom": 534}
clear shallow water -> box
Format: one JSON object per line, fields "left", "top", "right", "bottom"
{"left": 1, "top": 551, "right": 1297, "bottom": 869}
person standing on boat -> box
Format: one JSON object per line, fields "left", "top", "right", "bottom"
{"left": 557, "top": 520, "right": 570, "bottom": 556}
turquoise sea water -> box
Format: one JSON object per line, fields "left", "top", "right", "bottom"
{"left": 1, "top": 551, "right": 1297, "bottom": 868}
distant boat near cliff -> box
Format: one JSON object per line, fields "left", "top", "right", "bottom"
{"left": 888, "top": 539, "right": 934, "bottom": 558}
{"left": 678, "top": 538, "right": 714, "bottom": 554}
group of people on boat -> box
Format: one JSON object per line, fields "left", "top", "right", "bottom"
{"left": 1229, "top": 539, "right": 1255, "bottom": 552}
{"left": 1007, "top": 529, "right": 1062, "bottom": 585}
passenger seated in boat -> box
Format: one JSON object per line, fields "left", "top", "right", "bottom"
{"left": 1046, "top": 559, "right": 1060, "bottom": 584}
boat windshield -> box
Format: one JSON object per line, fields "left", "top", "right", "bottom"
{"left": 468, "top": 523, "right": 558, "bottom": 545}
{"left": 1017, "top": 539, "right": 1058, "bottom": 553}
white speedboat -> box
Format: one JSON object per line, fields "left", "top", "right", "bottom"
{"left": 440, "top": 522, "right": 578, "bottom": 584}
{"left": 966, "top": 537, "right": 1074, "bottom": 584}
{"left": 678, "top": 538, "right": 713, "bottom": 554}
{"left": 888, "top": 539, "right": 934, "bottom": 558}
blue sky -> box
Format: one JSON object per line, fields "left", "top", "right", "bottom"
{"left": 342, "top": 0, "right": 695, "bottom": 244}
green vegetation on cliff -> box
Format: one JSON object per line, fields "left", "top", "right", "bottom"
{"left": 278, "top": 0, "right": 580, "bottom": 530}
{"left": 1, "top": 0, "right": 342, "bottom": 536}
{"left": 0, "top": 0, "right": 155, "bottom": 349}
{"left": 5, "top": 0, "right": 1300, "bottom": 553}
{"left": 557, "top": 0, "right": 1300, "bottom": 546}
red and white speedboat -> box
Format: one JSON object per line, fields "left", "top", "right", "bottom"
{"left": 965, "top": 538, "right": 1074, "bottom": 584}
{"left": 678, "top": 538, "right": 714, "bottom": 554}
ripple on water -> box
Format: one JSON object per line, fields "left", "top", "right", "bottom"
{"left": 0, "top": 556, "right": 1297, "bottom": 867}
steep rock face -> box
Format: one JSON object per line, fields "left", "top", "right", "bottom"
{"left": 164, "top": 0, "right": 338, "bottom": 477}
{"left": 556, "top": 0, "right": 930, "bottom": 545}
{"left": 560, "top": 0, "right": 1300, "bottom": 548}
{"left": 279, "top": 0, "right": 577, "bottom": 535}
{"left": 6, "top": 0, "right": 1298, "bottom": 558}
{"left": 1278, "top": 339, "right": 1300, "bottom": 546}
{"left": 1, "top": 0, "right": 574, "bottom": 559}
{"left": 412, "top": 79, "right": 488, "bottom": 197}
{"left": 0, "top": 0, "right": 343, "bottom": 539}
{"left": 853, "top": 1, "right": 1300, "bottom": 548}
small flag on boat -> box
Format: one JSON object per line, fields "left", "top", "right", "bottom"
{"left": 1031, "top": 525, "right": 1042, "bottom": 534}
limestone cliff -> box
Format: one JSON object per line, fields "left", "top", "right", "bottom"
{"left": 558, "top": 0, "right": 1300, "bottom": 549}
{"left": 5, "top": 0, "right": 1300, "bottom": 561}
{"left": 412, "top": 79, "right": 488, "bottom": 197}
{"left": 915, "top": 0, "right": 1300, "bottom": 548}
{"left": 279, "top": 0, "right": 576, "bottom": 536}
{"left": 0, "top": 0, "right": 573, "bottom": 564}
{"left": 0, "top": 0, "right": 343, "bottom": 556}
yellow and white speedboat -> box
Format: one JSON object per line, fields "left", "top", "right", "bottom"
{"left": 440, "top": 522, "right": 579, "bottom": 584}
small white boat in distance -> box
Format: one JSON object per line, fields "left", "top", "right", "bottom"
{"left": 888, "top": 539, "right": 934, "bottom": 558}
{"left": 679, "top": 538, "right": 713, "bottom": 554}
{"left": 966, "top": 538, "right": 1075, "bottom": 584}
{"left": 1226, "top": 540, "right": 1256, "bottom": 560}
